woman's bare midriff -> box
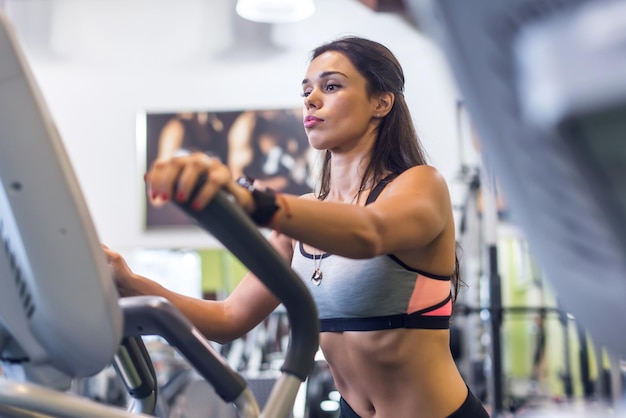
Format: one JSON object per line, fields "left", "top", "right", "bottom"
{"left": 320, "top": 328, "right": 468, "bottom": 418}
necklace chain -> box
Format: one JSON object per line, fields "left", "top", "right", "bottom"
{"left": 310, "top": 190, "right": 359, "bottom": 286}
{"left": 309, "top": 182, "right": 374, "bottom": 286}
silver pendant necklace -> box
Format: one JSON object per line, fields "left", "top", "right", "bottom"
{"left": 309, "top": 187, "right": 367, "bottom": 286}
{"left": 311, "top": 250, "right": 323, "bottom": 286}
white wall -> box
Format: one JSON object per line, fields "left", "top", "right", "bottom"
{"left": 5, "top": 0, "right": 463, "bottom": 250}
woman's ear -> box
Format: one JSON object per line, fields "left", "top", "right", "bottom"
{"left": 374, "top": 92, "right": 395, "bottom": 118}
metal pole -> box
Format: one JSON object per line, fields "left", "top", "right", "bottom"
{"left": 480, "top": 164, "right": 504, "bottom": 417}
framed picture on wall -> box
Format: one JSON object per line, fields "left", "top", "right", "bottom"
{"left": 139, "top": 108, "right": 316, "bottom": 229}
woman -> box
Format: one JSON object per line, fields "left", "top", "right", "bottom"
{"left": 107, "top": 36, "right": 489, "bottom": 417}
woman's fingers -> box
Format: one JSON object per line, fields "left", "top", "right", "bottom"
{"left": 147, "top": 156, "right": 184, "bottom": 202}
{"left": 185, "top": 158, "right": 232, "bottom": 210}
{"left": 175, "top": 153, "right": 214, "bottom": 208}
{"left": 145, "top": 152, "right": 233, "bottom": 211}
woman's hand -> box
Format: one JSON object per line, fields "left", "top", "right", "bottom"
{"left": 145, "top": 152, "right": 254, "bottom": 213}
{"left": 102, "top": 245, "right": 141, "bottom": 297}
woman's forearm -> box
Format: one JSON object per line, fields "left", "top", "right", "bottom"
{"left": 270, "top": 195, "right": 382, "bottom": 258}
{"left": 124, "top": 274, "right": 242, "bottom": 344}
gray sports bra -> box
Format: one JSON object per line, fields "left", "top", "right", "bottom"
{"left": 290, "top": 174, "right": 452, "bottom": 332}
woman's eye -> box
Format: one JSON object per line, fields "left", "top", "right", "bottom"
{"left": 301, "top": 91, "right": 311, "bottom": 98}
{"left": 325, "top": 84, "right": 338, "bottom": 91}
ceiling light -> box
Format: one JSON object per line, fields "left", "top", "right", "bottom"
{"left": 236, "top": 0, "right": 315, "bottom": 23}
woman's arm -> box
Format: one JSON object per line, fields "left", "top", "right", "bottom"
{"left": 103, "top": 231, "right": 292, "bottom": 344}
{"left": 145, "top": 154, "right": 453, "bottom": 263}
{"left": 270, "top": 165, "right": 453, "bottom": 259}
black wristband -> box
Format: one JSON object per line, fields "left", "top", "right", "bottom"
{"left": 249, "top": 188, "right": 279, "bottom": 226}
{"left": 236, "top": 175, "right": 256, "bottom": 192}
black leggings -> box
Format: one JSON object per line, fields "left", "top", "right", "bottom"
{"left": 446, "top": 388, "right": 489, "bottom": 418}
{"left": 338, "top": 387, "right": 489, "bottom": 418}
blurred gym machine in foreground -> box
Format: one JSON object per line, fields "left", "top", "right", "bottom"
{"left": 406, "top": 0, "right": 626, "bottom": 416}
{"left": 0, "top": 10, "right": 319, "bottom": 417}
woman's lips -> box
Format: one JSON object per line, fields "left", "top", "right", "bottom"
{"left": 304, "top": 115, "right": 323, "bottom": 128}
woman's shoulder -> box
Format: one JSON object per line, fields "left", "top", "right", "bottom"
{"left": 387, "top": 165, "right": 451, "bottom": 199}
{"left": 298, "top": 192, "right": 317, "bottom": 201}
{"left": 394, "top": 165, "right": 446, "bottom": 184}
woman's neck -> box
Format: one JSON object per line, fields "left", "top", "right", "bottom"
{"left": 327, "top": 151, "right": 372, "bottom": 204}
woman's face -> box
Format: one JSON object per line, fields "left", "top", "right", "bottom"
{"left": 301, "top": 51, "right": 379, "bottom": 151}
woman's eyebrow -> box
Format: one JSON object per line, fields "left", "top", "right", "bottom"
{"left": 302, "top": 71, "right": 348, "bottom": 85}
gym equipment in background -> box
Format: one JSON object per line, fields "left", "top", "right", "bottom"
{"left": 0, "top": 11, "right": 318, "bottom": 418}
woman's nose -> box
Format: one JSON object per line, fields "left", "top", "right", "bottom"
{"left": 305, "top": 90, "right": 320, "bottom": 109}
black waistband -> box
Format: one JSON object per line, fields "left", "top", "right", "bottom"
{"left": 339, "top": 397, "right": 362, "bottom": 418}
{"left": 320, "top": 313, "right": 450, "bottom": 332}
